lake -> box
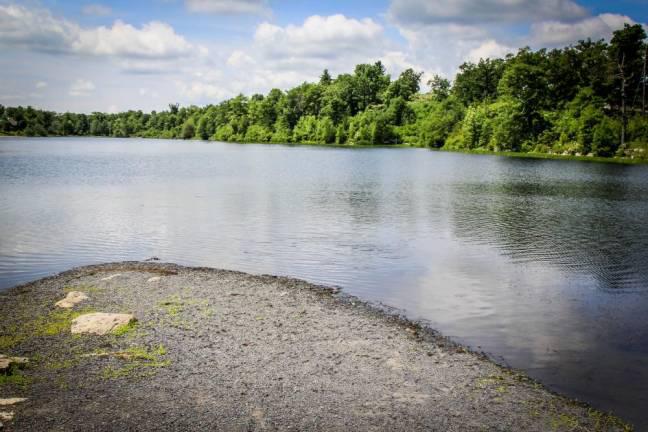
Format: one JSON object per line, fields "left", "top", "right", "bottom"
{"left": 1, "top": 137, "right": 647, "bottom": 427}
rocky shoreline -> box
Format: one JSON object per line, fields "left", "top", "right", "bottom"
{"left": 0, "top": 262, "right": 633, "bottom": 431}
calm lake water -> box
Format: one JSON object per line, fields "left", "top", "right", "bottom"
{"left": 1, "top": 137, "right": 648, "bottom": 426}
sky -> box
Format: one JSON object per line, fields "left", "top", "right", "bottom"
{"left": 0, "top": 0, "right": 646, "bottom": 113}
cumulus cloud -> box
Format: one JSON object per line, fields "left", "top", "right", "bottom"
{"left": 467, "top": 39, "right": 514, "bottom": 62}
{"left": 185, "top": 0, "right": 269, "bottom": 15}
{"left": 395, "top": 23, "right": 501, "bottom": 76}
{"left": 74, "top": 21, "right": 194, "bottom": 58}
{"left": 178, "top": 15, "right": 394, "bottom": 102}
{"left": 253, "top": 15, "right": 384, "bottom": 62}
{"left": 69, "top": 79, "right": 95, "bottom": 96}
{"left": 530, "top": 14, "right": 640, "bottom": 47}
{"left": 35, "top": 81, "right": 47, "bottom": 89}
{"left": 389, "top": 0, "right": 588, "bottom": 26}
{"left": 176, "top": 80, "right": 233, "bottom": 101}
{"left": 81, "top": 4, "right": 112, "bottom": 16}
{"left": 226, "top": 50, "right": 255, "bottom": 67}
{"left": 0, "top": 4, "right": 76, "bottom": 53}
{"left": 0, "top": 4, "right": 194, "bottom": 59}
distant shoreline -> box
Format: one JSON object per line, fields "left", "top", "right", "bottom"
{"left": 2, "top": 134, "right": 647, "bottom": 165}
{"left": 0, "top": 262, "right": 633, "bottom": 430}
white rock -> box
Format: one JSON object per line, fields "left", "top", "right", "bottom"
{"left": 0, "top": 399, "right": 26, "bottom": 406}
{"left": 100, "top": 273, "right": 122, "bottom": 281}
{"left": 55, "top": 291, "right": 88, "bottom": 308}
{"left": 0, "top": 412, "right": 13, "bottom": 421}
{"left": 0, "top": 355, "right": 28, "bottom": 372}
{"left": 147, "top": 276, "right": 161, "bottom": 283}
{"left": 71, "top": 313, "right": 136, "bottom": 335}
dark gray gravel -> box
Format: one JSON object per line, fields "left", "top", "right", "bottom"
{"left": 0, "top": 262, "right": 632, "bottom": 431}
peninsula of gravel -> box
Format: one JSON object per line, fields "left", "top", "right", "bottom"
{"left": 0, "top": 262, "right": 633, "bottom": 431}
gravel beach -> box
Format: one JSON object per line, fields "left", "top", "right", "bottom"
{"left": 0, "top": 262, "right": 632, "bottom": 431}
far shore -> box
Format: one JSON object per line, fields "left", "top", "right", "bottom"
{"left": 2, "top": 134, "right": 647, "bottom": 165}
{"left": 0, "top": 262, "right": 633, "bottom": 431}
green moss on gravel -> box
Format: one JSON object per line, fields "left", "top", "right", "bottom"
{"left": 100, "top": 344, "right": 170, "bottom": 380}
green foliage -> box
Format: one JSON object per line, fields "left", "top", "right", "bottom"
{"left": 292, "top": 115, "right": 318, "bottom": 143}
{"left": 592, "top": 117, "right": 621, "bottom": 157}
{"left": 181, "top": 118, "right": 195, "bottom": 139}
{"left": 316, "top": 117, "right": 336, "bottom": 144}
{"left": 453, "top": 58, "right": 505, "bottom": 105}
{"left": 385, "top": 68, "right": 422, "bottom": 101}
{"left": 2, "top": 25, "right": 646, "bottom": 157}
{"left": 405, "top": 95, "right": 464, "bottom": 147}
{"left": 244, "top": 124, "right": 271, "bottom": 143}
{"left": 427, "top": 75, "right": 451, "bottom": 101}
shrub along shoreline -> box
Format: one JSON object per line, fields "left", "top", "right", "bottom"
{"left": 1, "top": 24, "right": 647, "bottom": 161}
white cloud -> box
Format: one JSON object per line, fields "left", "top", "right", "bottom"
{"left": 254, "top": 15, "right": 383, "bottom": 60}
{"left": 35, "top": 81, "right": 47, "bottom": 89}
{"left": 185, "top": 0, "right": 269, "bottom": 15}
{"left": 176, "top": 13, "right": 394, "bottom": 99}
{"left": 389, "top": 0, "right": 588, "bottom": 26}
{"left": 467, "top": 39, "right": 514, "bottom": 62}
{"left": 395, "top": 23, "right": 499, "bottom": 77}
{"left": 379, "top": 50, "right": 436, "bottom": 85}
{"left": 82, "top": 4, "right": 112, "bottom": 17}
{"left": 0, "top": 4, "right": 76, "bottom": 53}
{"left": 69, "top": 79, "right": 95, "bottom": 96}
{"left": 0, "top": 4, "right": 194, "bottom": 59}
{"left": 530, "top": 14, "right": 640, "bottom": 47}
{"left": 176, "top": 80, "right": 233, "bottom": 101}
{"left": 74, "top": 20, "right": 194, "bottom": 59}
{"left": 226, "top": 50, "right": 255, "bottom": 67}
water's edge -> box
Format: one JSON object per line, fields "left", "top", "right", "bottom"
{"left": 2, "top": 134, "right": 646, "bottom": 165}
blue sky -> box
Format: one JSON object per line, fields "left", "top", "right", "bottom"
{"left": 1, "top": 0, "right": 646, "bottom": 113}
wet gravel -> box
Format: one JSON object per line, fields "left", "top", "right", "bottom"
{"left": 0, "top": 262, "right": 632, "bottom": 431}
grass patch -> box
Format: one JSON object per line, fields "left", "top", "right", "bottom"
{"left": 32, "top": 308, "right": 93, "bottom": 336}
{"left": 0, "top": 362, "right": 31, "bottom": 388}
{"left": 158, "top": 295, "right": 184, "bottom": 316}
{"left": 44, "top": 358, "right": 78, "bottom": 370}
{"left": 0, "top": 307, "right": 95, "bottom": 351}
{"left": 112, "top": 320, "right": 138, "bottom": 337}
{"left": 156, "top": 293, "right": 214, "bottom": 329}
{"left": 549, "top": 413, "right": 580, "bottom": 431}
{"left": 0, "top": 333, "right": 24, "bottom": 350}
{"left": 533, "top": 398, "right": 634, "bottom": 432}
{"left": 100, "top": 344, "right": 170, "bottom": 380}
{"left": 475, "top": 374, "right": 507, "bottom": 390}
{"left": 0, "top": 371, "right": 31, "bottom": 388}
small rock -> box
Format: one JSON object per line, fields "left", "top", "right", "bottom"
{"left": 0, "top": 412, "right": 12, "bottom": 422}
{"left": 100, "top": 273, "right": 121, "bottom": 281}
{"left": 55, "top": 291, "right": 88, "bottom": 308}
{"left": 0, "top": 399, "right": 26, "bottom": 406}
{"left": 0, "top": 355, "right": 28, "bottom": 372}
{"left": 71, "top": 313, "right": 137, "bottom": 335}
{"left": 147, "top": 276, "right": 161, "bottom": 283}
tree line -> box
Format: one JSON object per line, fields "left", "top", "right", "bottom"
{"left": 1, "top": 24, "right": 647, "bottom": 159}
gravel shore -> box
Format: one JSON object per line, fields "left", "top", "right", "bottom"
{"left": 0, "top": 262, "right": 632, "bottom": 431}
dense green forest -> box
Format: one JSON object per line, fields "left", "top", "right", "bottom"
{"left": 2, "top": 24, "right": 647, "bottom": 159}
